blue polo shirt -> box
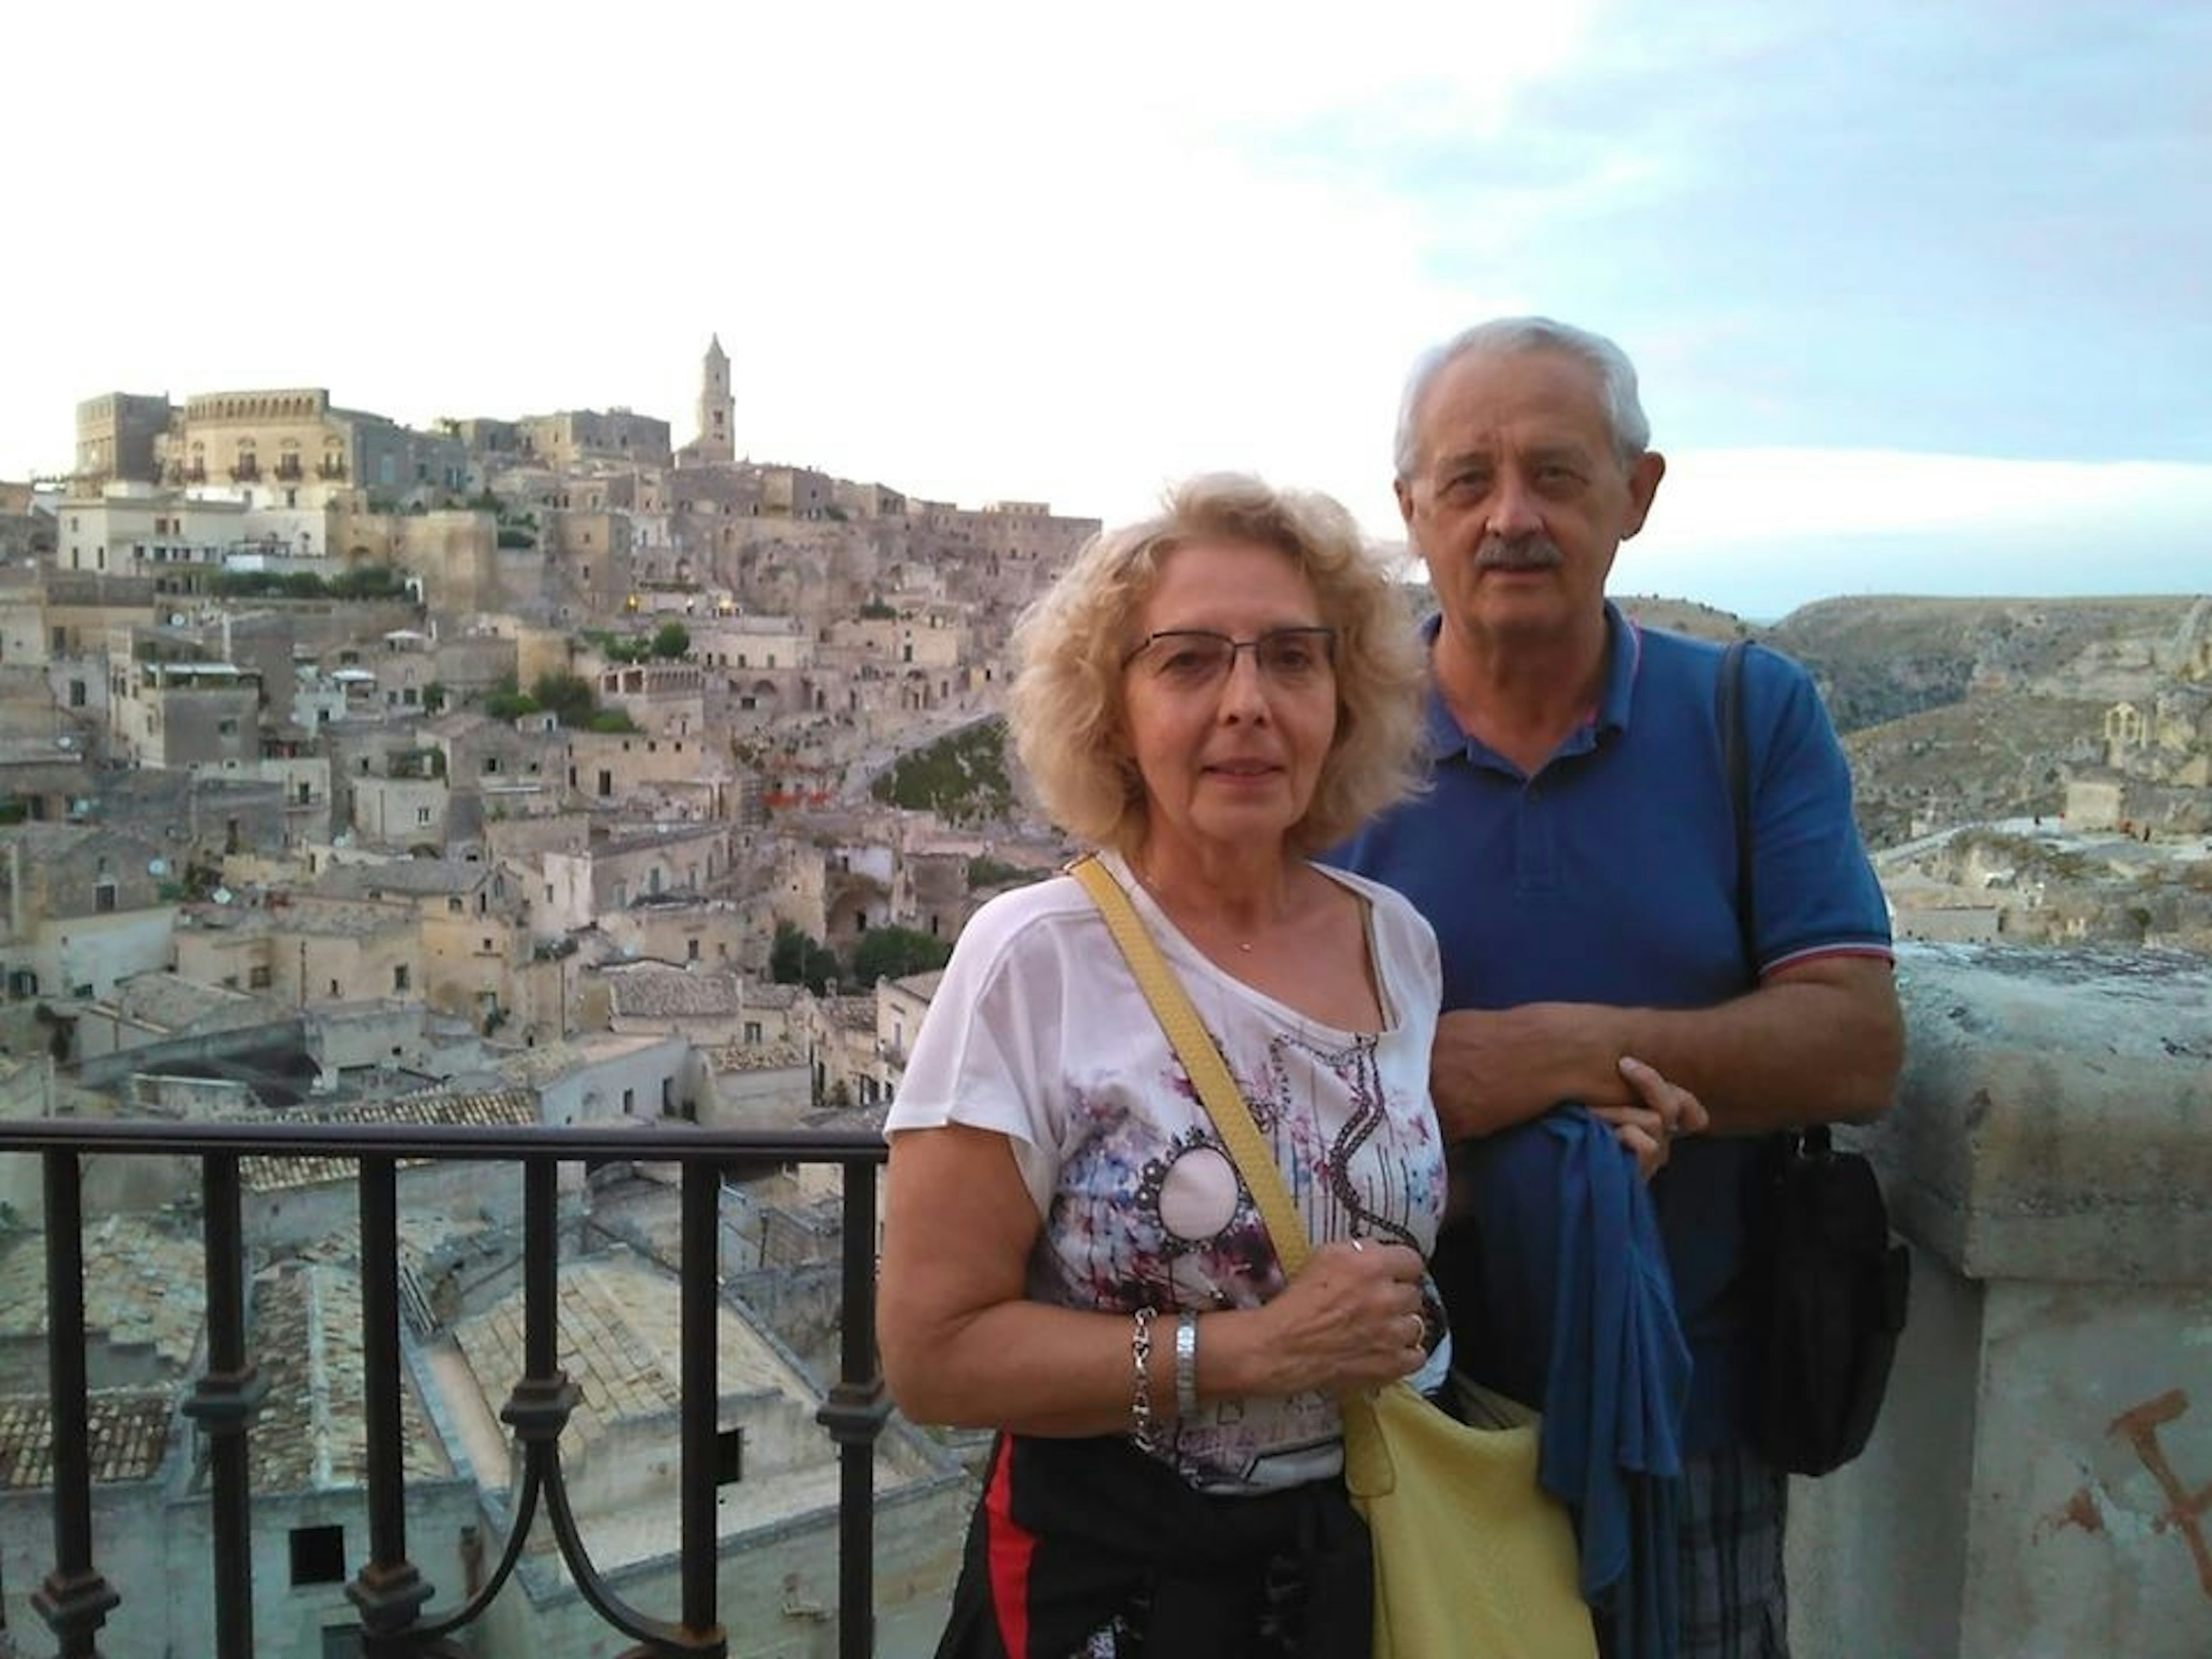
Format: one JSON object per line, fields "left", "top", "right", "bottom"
{"left": 1331, "top": 604, "right": 1892, "bottom": 1452}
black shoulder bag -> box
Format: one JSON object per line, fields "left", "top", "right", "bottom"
{"left": 1719, "top": 641, "right": 1911, "bottom": 1477}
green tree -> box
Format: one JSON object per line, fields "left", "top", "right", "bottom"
{"left": 531, "top": 670, "right": 597, "bottom": 729}
{"left": 770, "top": 922, "right": 841, "bottom": 994}
{"left": 330, "top": 563, "right": 406, "bottom": 600}
{"left": 850, "top": 926, "right": 953, "bottom": 986}
{"left": 871, "top": 721, "right": 1014, "bottom": 821}
{"left": 650, "top": 622, "right": 691, "bottom": 659}
{"left": 967, "top": 856, "right": 1044, "bottom": 891}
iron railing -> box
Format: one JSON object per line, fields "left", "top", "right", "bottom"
{"left": 0, "top": 1118, "right": 892, "bottom": 1659}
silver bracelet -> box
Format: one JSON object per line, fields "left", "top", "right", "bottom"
{"left": 1173, "top": 1313, "right": 1199, "bottom": 1419}
{"left": 1130, "top": 1307, "right": 1159, "bottom": 1450}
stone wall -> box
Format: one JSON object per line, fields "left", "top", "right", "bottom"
{"left": 1790, "top": 942, "right": 2212, "bottom": 1659}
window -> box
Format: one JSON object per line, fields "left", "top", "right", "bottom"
{"left": 393, "top": 965, "right": 410, "bottom": 993}
{"left": 743, "top": 1021, "right": 762, "bottom": 1044}
{"left": 249, "top": 965, "right": 272, "bottom": 990}
{"left": 448, "top": 897, "right": 463, "bottom": 914}
{"left": 686, "top": 938, "right": 699, "bottom": 962}
{"left": 716, "top": 1427, "right": 744, "bottom": 1486}
{"left": 416, "top": 807, "right": 433, "bottom": 826}
{"left": 94, "top": 881, "right": 117, "bottom": 914}
{"left": 289, "top": 1524, "right": 346, "bottom": 1586}
{"left": 622, "top": 1087, "right": 636, "bottom": 1113}
{"left": 329, "top": 979, "right": 340, "bottom": 997}
{"left": 660, "top": 1078, "right": 675, "bottom": 1115}
{"left": 68, "top": 679, "right": 86, "bottom": 708}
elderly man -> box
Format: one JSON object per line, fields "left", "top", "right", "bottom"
{"left": 1333, "top": 317, "right": 1904, "bottom": 1658}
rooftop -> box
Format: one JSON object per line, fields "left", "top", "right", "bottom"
{"left": 238, "top": 1262, "right": 450, "bottom": 1493}
{"left": 241, "top": 1089, "right": 539, "bottom": 1194}
{"left": 107, "top": 969, "right": 285, "bottom": 1036}
{"left": 0, "top": 1389, "right": 171, "bottom": 1488}
{"left": 453, "top": 1250, "right": 807, "bottom": 1443}
{"left": 0, "top": 1214, "right": 205, "bottom": 1370}
{"left": 607, "top": 968, "right": 743, "bottom": 1020}
{"left": 316, "top": 858, "right": 490, "bottom": 900}
{"left": 494, "top": 1032, "right": 673, "bottom": 1090}
{"left": 708, "top": 1041, "right": 809, "bottom": 1074}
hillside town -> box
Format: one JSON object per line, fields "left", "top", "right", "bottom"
{"left": 0, "top": 339, "right": 1097, "bottom": 1655}
{"left": 0, "top": 340, "right": 2207, "bottom": 1656}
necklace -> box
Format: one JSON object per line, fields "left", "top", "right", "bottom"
{"left": 1132, "top": 856, "right": 1267, "bottom": 954}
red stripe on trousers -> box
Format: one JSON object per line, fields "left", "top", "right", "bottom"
{"left": 984, "top": 1436, "right": 1037, "bottom": 1657}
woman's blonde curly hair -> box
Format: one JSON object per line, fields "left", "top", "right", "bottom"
{"left": 1007, "top": 472, "right": 1429, "bottom": 856}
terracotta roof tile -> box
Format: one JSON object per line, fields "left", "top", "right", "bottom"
{"left": 0, "top": 1390, "right": 172, "bottom": 1488}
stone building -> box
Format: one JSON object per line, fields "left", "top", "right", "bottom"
{"left": 0, "top": 821, "right": 175, "bottom": 1001}
{"left": 71, "top": 392, "right": 173, "bottom": 486}
{"left": 106, "top": 658, "right": 261, "bottom": 771}
{"left": 172, "top": 895, "right": 419, "bottom": 1007}
{"left": 538, "top": 822, "right": 732, "bottom": 930}
{"left": 515, "top": 408, "right": 672, "bottom": 472}
{"left": 687, "top": 334, "right": 736, "bottom": 466}
{"left": 144, "top": 388, "right": 467, "bottom": 503}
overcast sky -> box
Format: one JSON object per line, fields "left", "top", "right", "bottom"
{"left": 5, "top": 1, "right": 2205, "bottom": 619}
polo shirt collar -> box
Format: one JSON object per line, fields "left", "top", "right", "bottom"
{"left": 1418, "top": 600, "right": 1645, "bottom": 762}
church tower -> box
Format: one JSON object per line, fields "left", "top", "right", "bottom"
{"left": 694, "top": 334, "right": 734, "bottom": 464}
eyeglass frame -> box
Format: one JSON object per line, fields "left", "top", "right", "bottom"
{"left": 1118, "top": 625, "right": 1339, "bottom": 682}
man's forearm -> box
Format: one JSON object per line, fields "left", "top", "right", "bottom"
{"left": 1606, "top": 960, "right": 1903, "bottom": 1134}
{"left": 1429, "top": 957, "right": 1903, "bottom": 1141}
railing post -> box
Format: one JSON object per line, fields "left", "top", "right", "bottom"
{"left": 31, "top": 1149, "right": 121, "bottom": 1658}
{"left": 181, "top": 1153, "right": 268, "bottom": 1659}
{"left": 679, "top": 1156, "right": 727, "bottom": 1653}
{"left": 817, "top": 1157, "right": 889, "bottom": 1659}
{"left": 345, "top": 1154, "right": 439, "bottom": 1657}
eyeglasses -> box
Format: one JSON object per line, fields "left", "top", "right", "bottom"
{"left": 1121, "top": 626, "right": 1338, "bottom": 688}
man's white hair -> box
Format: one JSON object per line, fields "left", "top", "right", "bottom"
{"left": 1392, "top": 316, "right": 1652, "bottom": 479}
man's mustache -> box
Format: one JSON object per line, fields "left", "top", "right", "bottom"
{"left": 1475, "top": 536, "right": 1564, "bottom": 570}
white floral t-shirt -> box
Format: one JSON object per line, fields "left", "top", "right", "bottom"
{"left": 885, "top": 851, "right": 1447, "bottom": 1494}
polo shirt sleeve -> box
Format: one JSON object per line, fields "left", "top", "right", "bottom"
{"left": 1744, "top": 648, "right": 1895, "bottom": 976}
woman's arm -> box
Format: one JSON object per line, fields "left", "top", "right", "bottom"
{"left": 878, "top": 1122, "right": 1430, "bottom": 1434}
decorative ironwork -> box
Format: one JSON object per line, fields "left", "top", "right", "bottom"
{"left": 0, "top": 1119, "right": 891, "bottom": 1658}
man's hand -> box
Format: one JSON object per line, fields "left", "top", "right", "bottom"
{"left": 1430, "top": 1002, "right": 1648, "bottom": 1141}
{"left": 1593, "top": 1056, "right": 1709, "bottom": 1179}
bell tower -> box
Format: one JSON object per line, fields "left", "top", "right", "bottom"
{"left": 695, "top": 334, "right": 734, "bottom": 464}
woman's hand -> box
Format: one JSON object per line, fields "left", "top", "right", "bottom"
{"left": 1243, "top": 1238, "right": 1430, "bottom": 1397}
{"left": 1592, "top": 1055, "right": 1709, "bottom": 1179}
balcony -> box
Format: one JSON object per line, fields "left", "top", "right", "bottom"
{"left": 0, "top": 1118, "right": 900, "bottom": 1658}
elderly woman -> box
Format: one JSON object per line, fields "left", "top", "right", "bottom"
{"left": 880, "top": 474, "right": 1445, "bottom": 1657}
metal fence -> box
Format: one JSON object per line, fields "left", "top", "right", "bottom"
{"left": 0, "top": 1118, "right": 892, "bottom": 1659}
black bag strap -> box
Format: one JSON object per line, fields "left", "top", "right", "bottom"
{"left": 1716, "top": 641, "right": 1828, "bottom": 1159}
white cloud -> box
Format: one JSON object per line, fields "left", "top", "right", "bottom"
{"left": 2, "top": 1, "right": 2203, "bottom": 613}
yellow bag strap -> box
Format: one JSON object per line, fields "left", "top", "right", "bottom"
{"left": 1069, "top": 854, "right": 1314, "bottom": 1276}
